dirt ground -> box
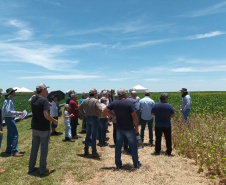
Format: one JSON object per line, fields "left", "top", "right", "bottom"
{"left": 62, "top": 123, "right": 221, "bottom": 185}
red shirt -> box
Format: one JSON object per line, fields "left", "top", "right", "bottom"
{"left": 69, "top": 99, "right": 79, "bottom": 119}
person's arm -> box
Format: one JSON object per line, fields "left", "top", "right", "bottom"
{"left": 103, "top": 107, "right": 116, "bottom": 120}
{"left": 171, "top": 114, "right": 175, "bottom": 118}
{"left": 43, "top": 110, "right": 58, "bottom": 125}
{"left": 3, "top": 100, "right": 23, "bottom": 117}
{"left": 131, "top": 112, "right": 138, "bottom": 133}
{"left": 0, "top": 131, "right": 3, "bottom": 136}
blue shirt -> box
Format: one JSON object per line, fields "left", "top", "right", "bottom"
{"left": 107, "top": 98, "right": 135, "bottom": 130}
{"left": 2, "top": 97, "right": 19, "bottom": 118}
{"left": 127, "top": 96, "right": 139, "bottom": 111}
{"left": 79, "top": 98, "right": 85, "bottom": 104}
{"left": 66, "top": 96, "right": 71, "bottom": 104}
{"left": 139, "top": 96, "right": 155, "bottom": 120}
{"left": 151, "top": 101, "right": 174, "bottom": 127}
{"left": 181, "top": 95, "right": 192, "bottom": 111}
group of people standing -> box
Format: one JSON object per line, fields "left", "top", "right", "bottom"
{"left": 0, "top": 85, "right": 191, "bottom": 174}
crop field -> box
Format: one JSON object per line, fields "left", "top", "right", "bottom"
{"left": 0, "top": 91, "right": 225, "bottom": 178}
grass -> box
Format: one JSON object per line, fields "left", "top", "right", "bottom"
{"left": 0, "top": 108, "right": 96, "bottom": 185}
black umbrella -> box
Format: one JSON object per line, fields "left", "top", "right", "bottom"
{"left": 47, "top": 90, "right": 65, "bottom": 102}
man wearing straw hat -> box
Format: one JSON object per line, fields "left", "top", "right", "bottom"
{"left": 2, "top": 88, "right": 24, "bottom": 157}
{"left": 0, "top": 88, "right": 6, "bottom": 172}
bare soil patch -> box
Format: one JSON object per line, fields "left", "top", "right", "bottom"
{"left": 61, "top": 124, "right": 220, "bottom": 185}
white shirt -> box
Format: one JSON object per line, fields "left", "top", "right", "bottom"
{"left": 50, "top": 101, "right": 58, "bottom": 117}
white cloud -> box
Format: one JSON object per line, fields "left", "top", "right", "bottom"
{"left": 172, "top": 65, "right": 226, "bottom": 73}
{"left": 106, "top": 78, "right": 130, "bottom": 82}
{"left": 18, "top": 74, "right": 102, "bottom": 80}
{"left": 6, "top": 19, "right": 33, "bottom": 41}
{"left": 122, "top": 38, "right": 170, "bottom": 49}
{"left": 185, "top": 31, "right": 226, "bottom": 40}
{"left": 180, "top": 2, "right": 226, "bottom": 17}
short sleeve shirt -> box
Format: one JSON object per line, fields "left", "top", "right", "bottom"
{"left": 69, "top": 99, "right": 79, "bottom": 119}
{"left": 31, "top": 95, "right": 50, "bottom": 131}
{"left": 107, "top": 98, "right": 135, "bottom": 130}
{"left": 151, "top": 101, "right": 174, "bottom": 127}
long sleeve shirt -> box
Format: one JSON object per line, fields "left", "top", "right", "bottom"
{"left": 50, "top": 101, "right": 58, "bottom": 117}
{"left": 181, "top": 95, "right": 192, "bottom": 111}
{"left": 2, "top": 98, "right": 19, "bottom": 118}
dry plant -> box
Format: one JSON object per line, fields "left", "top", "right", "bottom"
{"left": 172, "top": 114, "right": 226, "bottom": 178}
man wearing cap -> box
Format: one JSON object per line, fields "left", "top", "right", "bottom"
{"left": 180, "top": 88, "right": 192, "bottom": 122}
{"left": 2, "top": 88, "right": 24, "bottom": 157}
{"left": 69, "top": 94, "right": 79, "bottom": 139}
{"left": 0, "top": 88, "right": 5, "bottom": 172}
{"left": 151, "top": 93, "right": 175, "bottom": 156}
{"left": 103, "top": 88, "right": 141, "bottom": 169}
{"left": 28, "top": 83, "right": 58, "bottom": 175}
{"left": 79, "top": 88, "right": 102, "bottom": 158}
{"left": 139, "top": 90, "right": 155, "bottom": 146}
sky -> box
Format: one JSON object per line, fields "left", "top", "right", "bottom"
{"left": 0, "top": 0, "right": 226, "bottom": 93}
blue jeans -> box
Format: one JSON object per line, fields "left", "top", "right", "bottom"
{"left": 64, "top": 121, "right": 72, "bottom": 138}
{"left": 115, "top": 129, "right": 140, "bottom": 168}
{"left": 98, "top": 118, "right": 107, "bottom": 145}
{"left": 84, "top": 116, "right": 99, "bottom": 154}
{"left": 5, "top": 117, "right": 18, "bottom": 155}
{"left": 182, "top": 109, "right": 191, "bottom": 121}
{"left": 70, "top": 118, "right": 78, "bottom": 137}
{"left": 140, "top": 118, "right": 153, "bottom": 143}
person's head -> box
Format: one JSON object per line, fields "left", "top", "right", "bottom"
{"left": 81, "top": 92, "right": 87, "bottom": 99}
{"left": 65, "top": 104, "right": 71, "bottom": 111}
{"left": 100, "top": 97, "right": 107, "bottom": 104}
{"left": 111, "top": 89, "right": 115, "bottom": 95}
{"left": 160, "top": 92, "right": 168, "bottom": 102}
{"left": 71, "top": 93, "right": 77, "bottom": 100}
{"left": 89, "top": 88, "right": 97, "bottom": 98}
{"left": 102, "top": 90, "right": 108, "bottom": 98}
{"left": 67, "top": 90, "right": 73, "bottom": 97}
{"left": 117, "top": 88, "right": 127, "bottom": 99}
{"left": 36, "top": 83, "right": 50, "bottom": 97}
{"left": 5, "top": 88, "right": 17, "bottom": 99}
{"left": 0, "top": 88, "right": 3, "bottom": 99}
{"left": 180, "top": 88, "right": 188, "bottom": 97}
{"left": 51, "top": 95, "right": 57, "bottom": 102}
{"left": 144, "top": 90, "right": 150, "bottom": 97}
{"left": 130, "top": 90, "right": 137, "bottom": 99}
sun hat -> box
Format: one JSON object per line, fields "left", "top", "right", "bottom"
{"left": 5, "top": 88, "right": 17, "bottom": 98}
{"left": 180, "top": 88, "right": 187, "bottom": 92}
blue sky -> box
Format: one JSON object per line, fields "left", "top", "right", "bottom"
{"left": 1, "top": 0, "right": 226, "bottom": 93}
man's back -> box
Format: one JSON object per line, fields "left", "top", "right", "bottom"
{"left": 139, "top": 96, "right": 155, "bottom": 120}
{"left": 79, "top": 97, "right": 102, "bottom": 117}
{"left": 31, "top": 95, "right": 50, "bottom": 131}
{"left": 151, "top": 101, "right": 174, "bottom": 127}
{"left": 107, "top": 98, "right": 135, "bottom": 130}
